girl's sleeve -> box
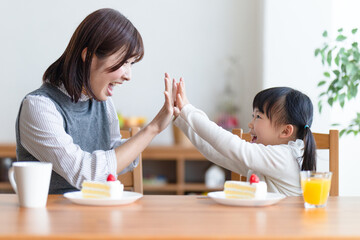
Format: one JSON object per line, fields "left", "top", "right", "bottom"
{"left": 174, "top": 115, "right": 249, "bottom": 176}
{"left": 20, "top": 95, "right": 120, "bottom": 190}
{"left": 106, "top": 97, "right": 139, "bottom": 174}
{"left": 174, "top": 104, "right": 294, "bottom": 179}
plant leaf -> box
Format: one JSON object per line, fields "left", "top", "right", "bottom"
{"left": 340, "top": 129, "right": 346, "bottom": 137}
{"left": 328, "top": 97, "right": 334, "bottom": 106}
{"left": 352, "top": 28, "right": 358, "bottom": 34}
{"left": 318, "top": 80, "right": 326, "bottom": 86}
{"left": 336, "top": 35, "right": 347, "bottom": 41}
{"left": 323, "top": 72, "right": 330, "bottom": 78}
{"left": 327, "top": 50, "right": 332, "bottom": 66}
{"left": 318, "top": 101, "right": 322, "bottom": 113}
{"left": 322, "top": 31, "right": 328, "bottom": 37}
{"left": 333, "top": 70, "right": 340, "bottom": 77}
{"left": 334, "top": 54, "right": 340, "bottom": 66}
{"left": 339, "top": 93, "right": 346, "bottom": 108}
{"left": 315, "top": 48, "right": 320, "bottom": 57}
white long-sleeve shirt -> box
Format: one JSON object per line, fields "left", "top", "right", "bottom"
{"left": 174, "top": 104, "right": 303, "bottom": 196}
{"left": 18, "top": 85, "right": 137, "bottom": 190}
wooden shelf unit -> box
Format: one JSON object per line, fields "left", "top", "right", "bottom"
{"left": 0, "top": 144, "right": 16, "bottom": 193}
{"left": 142, "top": 145, "right": 226, "bottom": 195}
{"left": 0, "top": 144, "right": 226, "bottom": 195}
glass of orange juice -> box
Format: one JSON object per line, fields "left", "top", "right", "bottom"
{"left": 300, "top": 171, "right": 332, "bottom": 209}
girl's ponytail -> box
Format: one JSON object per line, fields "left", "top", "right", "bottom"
{"left": 301, "top": 126, "right": 316, "bottom": 171}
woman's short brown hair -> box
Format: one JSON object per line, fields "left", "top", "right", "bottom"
{"left": 43, "top": 8, "right": 144, "bottom": 102}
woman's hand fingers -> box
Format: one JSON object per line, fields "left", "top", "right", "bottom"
{"left": 164, "top": 74, "right": 171, "bottom": 98}
{"left": 172, "top": 78, "right": 177, "bottom": 106}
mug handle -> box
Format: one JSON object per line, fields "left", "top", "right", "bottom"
{"left": 8, "top": 166, "right": 17, "bottom": 194}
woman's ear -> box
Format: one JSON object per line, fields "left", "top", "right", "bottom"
{"left": 81, "top": 48, "right": 87, "bottom": 62}
{"left": 280, "top": 124, "right": 294, "bottom": 139}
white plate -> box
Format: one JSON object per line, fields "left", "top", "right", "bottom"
{"left": 207, "top": 191, "right": 286, "bottom": 207}
{"left": 64, "top": 191, "right": 143, "bottom": 206}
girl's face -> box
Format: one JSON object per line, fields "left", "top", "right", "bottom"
{"left": 247, "top": 108, "right": 283, "bottom": 146}
{"left": 89, "top": 51, "right": 136, "bottom": 101}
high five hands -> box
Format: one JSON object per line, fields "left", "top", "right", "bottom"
{"left": 164, "top": 72, "right": 189, "bottom": 118}
{"left": 148, "top": 73, "right": 189, "bottom": 134}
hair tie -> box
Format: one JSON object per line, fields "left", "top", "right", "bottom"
{"left": 304, "top": 125, "right": 309, "bottom": 129}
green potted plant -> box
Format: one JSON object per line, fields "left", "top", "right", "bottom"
{"left": 315, "top": 28, "right": 360, "bottom": 136}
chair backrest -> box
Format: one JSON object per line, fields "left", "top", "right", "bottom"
{"left": 118, "top": 127, "right": 143, "bottom": 194}
{"left": 231, "top": 128, "right": 339, "bottom": 196}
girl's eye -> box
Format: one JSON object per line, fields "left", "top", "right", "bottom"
{"left": 256, "top": 115, "right": 261, "bottom": 119}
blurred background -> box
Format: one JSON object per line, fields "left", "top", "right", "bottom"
{"left": 0, "top": 0, "right": 359, "bottom": 195}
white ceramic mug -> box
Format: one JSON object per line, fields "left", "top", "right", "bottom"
{"left": 8, "top": 161, "right": 52, "bottom": 208}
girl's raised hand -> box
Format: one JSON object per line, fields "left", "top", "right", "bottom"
{"left": 176, "top": 77, "right": 189, "bottom": 111}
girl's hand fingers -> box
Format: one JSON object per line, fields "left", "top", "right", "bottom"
{"left": 176, "top": 93, "right": 184, "bottom": 109}
{"left": 172, "top": 78, "right": 177, "bottom": 105}
{"left": 174, "top": 106, "right": 180, "bottom": 117}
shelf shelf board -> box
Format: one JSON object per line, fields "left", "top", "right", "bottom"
{"left": 143, "top": 183, "right": 223, "bottom": 192}
{"left": 182, "top": 183, "right": 223, "bottom": 192}
{"left": 0, "top": 182, "right": 13, "bottom": 192}
{"left": 143, "top": 183, "right": 178, "bottom": 191}
{"left": 0, "top": 143, "right": 16, "bottom": 158}
{"left": 143, "top": 145, "right": 206, "bottom": 160}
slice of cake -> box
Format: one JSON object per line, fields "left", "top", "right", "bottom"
{"left": 81, "top": 174, "right": 124, "bottom": 199}
{"left": 224, "top": 174, "right": 267, "bottom": 199}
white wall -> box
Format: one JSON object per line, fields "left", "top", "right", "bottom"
{"left": 330, "top": 0, "right": 360, "bottom": 196}
{"left": 262, "top": 0, "right": 360, "bottom": 196}
{"left": 0, "top": 0, "right": 261, "bottom": 145}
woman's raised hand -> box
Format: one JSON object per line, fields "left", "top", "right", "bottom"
{"left": 148, "top": 73, "right": 174, "bottom": 133}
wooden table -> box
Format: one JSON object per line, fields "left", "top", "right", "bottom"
{"left": 0, "top": 194, "right": 360, "bottom": 239}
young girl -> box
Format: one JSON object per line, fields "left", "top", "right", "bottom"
{"left": 173, "top": 78, "right": 316, "bottom": 196}
{"left": 15, "top": 8, "right": 174, "bottom": 194}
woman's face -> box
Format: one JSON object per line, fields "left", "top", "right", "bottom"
{"left": 89, "top": 51, "right": 136, "bottom": 101}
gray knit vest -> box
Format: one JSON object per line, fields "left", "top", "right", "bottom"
{"left": 15, "top": 83, "right": 111, "bottom": 194}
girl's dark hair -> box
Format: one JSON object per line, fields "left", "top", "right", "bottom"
{"left": 253, "top": 87, "right": 316, "bottom": 171}
{"left": 43, "top": 8, "right": 144, "bottom": 102}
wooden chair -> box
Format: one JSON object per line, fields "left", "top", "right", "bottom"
{"left": 118, "top": 127, "right": 143, "bottom": 194}
{"left": 231, "top": 128, "right": 339, "bottom": 196}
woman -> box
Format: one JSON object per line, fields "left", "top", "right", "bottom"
{"left": 15, "top": 8, "right": 174, "bottom": 194}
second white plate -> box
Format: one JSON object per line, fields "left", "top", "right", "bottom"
{"left": 208, "top": 191, "right": 286, "bottom": 207}
{"left": 64, "top": 191, "right": 143, "bottom": 206}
